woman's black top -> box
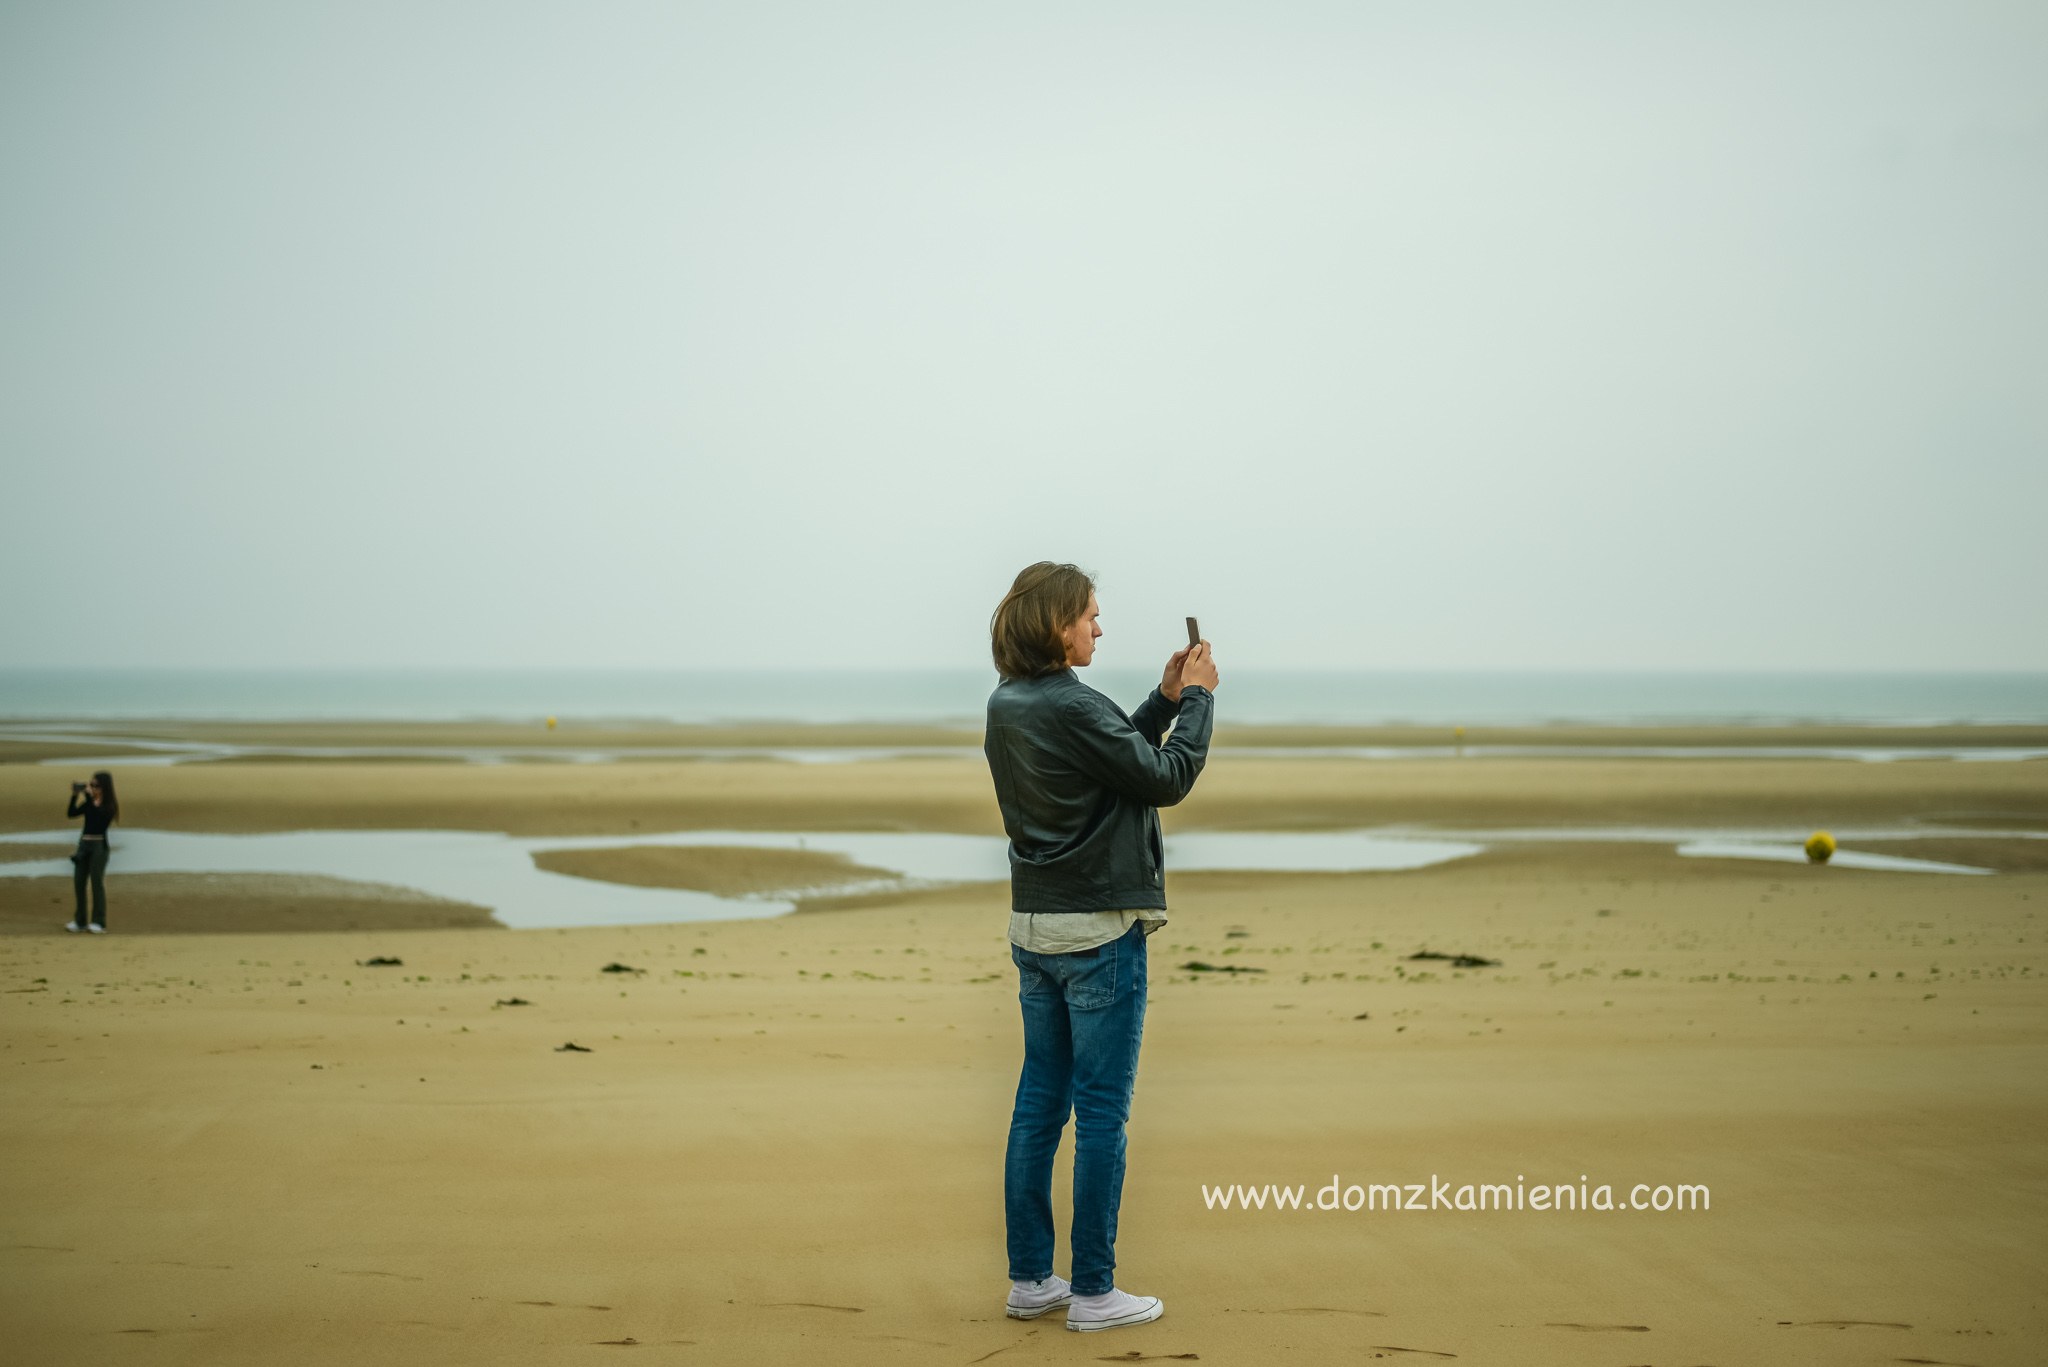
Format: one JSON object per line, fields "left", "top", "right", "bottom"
{"left": 67, "top": 793, "right": 114, "bottom": 838}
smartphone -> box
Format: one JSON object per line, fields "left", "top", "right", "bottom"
{"left": 1186, "top": 617, "right": 1201, "bottom": 648}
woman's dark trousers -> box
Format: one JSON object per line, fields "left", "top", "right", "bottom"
{"left": 73, "top": 842, "right": 109, "bottom": 928}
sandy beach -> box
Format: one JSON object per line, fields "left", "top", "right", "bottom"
{"left": 3, "top": 731, "right": 2045, "bottom": 1364}
{"left": 10, "top": 0, "right": 2045, "bottom": 1357}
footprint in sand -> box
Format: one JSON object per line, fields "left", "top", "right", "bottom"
{"left": 1544, "top": 1322, "right": 1650, "bottom": 1332}
{"left": 331, "top": 1268, "right": 425, "bottom": 1281}
{"left": 1777, "top": 1319, "right": 1911, "bottom": 1329}
{"left": 1095, "top": 1353, "right": 1201, "bottom": 1362}
{"left": 1369, "top": 1349, "right": 1457, "bottom": 1360}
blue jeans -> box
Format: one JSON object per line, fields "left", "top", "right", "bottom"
{"left": 1004, "top": 921, "right": 1148, "bottom": 1296}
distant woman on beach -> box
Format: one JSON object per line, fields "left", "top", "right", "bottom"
{"left": 65, "top": 771, "right": 119, "bottom": 934}
{"left": 983, "top": 562, "right": 1217, "bottom": 1333}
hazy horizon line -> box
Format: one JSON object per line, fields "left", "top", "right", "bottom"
{"left": 6, "top": 664, "right": 2048, "bottom": 678}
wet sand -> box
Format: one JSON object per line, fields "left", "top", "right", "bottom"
{"left": 1, "top": 743, "right": 2044, "bottom": 1363}
{"left": 6, "top": 746, "right": 2047, "bottom": 839}
{"left": 529, "top": 845, "right": 904, "bottom": 897}
{"left": 0, "top": 841, "right": 73, "bottom": 864}
{"left": 0, "top": 872, "right": 498, "bottom": 935}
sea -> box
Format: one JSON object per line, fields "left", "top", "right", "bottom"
{"left": 2, "top": 669, "right": 2044, "bottom": 727}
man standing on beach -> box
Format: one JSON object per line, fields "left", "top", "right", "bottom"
{"left": 983, "top": 562, "right": 1217, "bottom": 1332}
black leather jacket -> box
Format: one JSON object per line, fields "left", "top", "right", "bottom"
{"left": 984, "top": 670, "right": 1214, "bottom": 913}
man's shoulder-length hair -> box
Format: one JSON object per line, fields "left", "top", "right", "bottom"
{"left": 990, "top": 561, "right": 1094, "bottom": 681}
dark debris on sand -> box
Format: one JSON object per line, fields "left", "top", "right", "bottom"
{"left": 1408, "top": 950, "right": 1500, "bottom": 968}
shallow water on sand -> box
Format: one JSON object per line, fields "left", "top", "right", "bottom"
{"left": 0, "top": 829, "right": 1481, "bottom": 929}
{"left": 0, "top": 825, "right": 2017, "bottom": 930}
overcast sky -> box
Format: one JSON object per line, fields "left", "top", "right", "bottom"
{"left": 3, "top": 2, "right": 2043, "bottom": 672}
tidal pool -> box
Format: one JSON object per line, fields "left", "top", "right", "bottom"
{"left": 0, "top": 828, "right": 1480, "bottom": 930}
{"left": 0, "top": 824, "right": 2009, "bottom": 930}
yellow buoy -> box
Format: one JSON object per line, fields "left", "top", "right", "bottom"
{"left": 1805, "top": 831, "right": 1836, "bottom": 864}
{"left": 545, "top": 716, "right": 557, "bottom": 731}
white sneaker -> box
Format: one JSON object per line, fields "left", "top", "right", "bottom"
{"left": 63, "top": 922, "right": 82, "bottom": 933}
{"left": 1065, "top": 1287, "right": 1163, "bottom": 1332}
{"left": 1005, "top": 1274, "right": 1071, "bottom": 1319}
{"left": 87, "top": 925, "right": 106, "bottom": 934}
